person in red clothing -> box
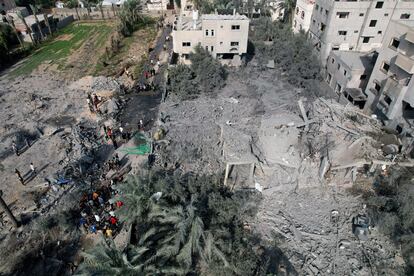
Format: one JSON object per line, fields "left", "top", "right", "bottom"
{"left": 107, "top": 127, "right": 112, "bottom": 139}
{"left": 116, "top": 201, "right": 123, "bottom": 208}
{"left": 109, "top": 216, "right": 118, "bottom": 225}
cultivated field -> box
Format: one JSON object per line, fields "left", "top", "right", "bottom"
{"left": 9, "top": 22, "right": 114, "bottom": 78}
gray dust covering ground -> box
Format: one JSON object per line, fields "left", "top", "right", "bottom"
{"left": 0, "top": 73, "right": 123, "bottom": 221}
{"left": 156, "top": 66, "right": 406, "bottom": 275}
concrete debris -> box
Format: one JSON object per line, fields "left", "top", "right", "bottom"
{"left": 153, "top": 69, "right": 412, "bottom": 275}
{"left": 266, "top": 59, "right": 275, "bottom": 69}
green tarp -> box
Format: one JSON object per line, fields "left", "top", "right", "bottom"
{"left": 119, "top": 133, "right": 151, "bottom": 155}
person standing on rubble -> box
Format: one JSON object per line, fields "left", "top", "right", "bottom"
{"left": 138, "top": 119, "right": 144, "bottom": 130}
{"left": 12, "top": 141, "right": 19, "bottom": 156}
{"left": 107, "top": 127, "right": 113, "bottom": 139}
{"left": 15, "top": 168, "right": 24, "bottom": 185}
{"left": 111, "top": 136, "right": 118, "bottom": 149}
{"left": 103, "top": 125, "right": 108, "bottom": 140}
{"left": 30, "top": 162, "right": 36, "bottom": 175}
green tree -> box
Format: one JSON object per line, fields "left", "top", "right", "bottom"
{"left": 169, "top": 64, "right": 197, "bottom": 100}
{"left": 276, "top": 0, "right": 297, "bottom": 23}
{"left": 251, "top": 19, "right": 321, "bottom": 93}
{"left": 118, "top": 0, "right": 144, "bottom": 37}
{"left": 66, "top": 0, "right": 81, "bottom": 20}
{"left": 94, "top": 172, "right": 264, "bottom": 275}
{"left": 77, "top": 239, "right": 153, "bottom": 275}
{"left": 189, "top": 45, "right": 226, "bottom": 93}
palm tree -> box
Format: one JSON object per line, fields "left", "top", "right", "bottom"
{"left": 77, "top": 239, "right": 154, "bottom": 274}
{"left": 43, "top": 14, "right": 52, "bottom": 37}
{"left": 85, "top": 0, "right": 91, "bottom": 20}
{"left": 136, "top": 196, "right": 230, "bottom": 273}
{"left": 107, "top": 172, "right": 262, "bottom": 274}
{"left": 17, "top": 12, "right": 35, "bottom": 44}
{"left": 215, "top": 0, "right": 235, "bottom": 14}
{"left": 114, "top": 174, "right": 160, "bottom": 225}
{"left": 98, "top": 2, "right": 105, "bottom": 20}
{"left": 67, "top": 0, "right": 80, "bottom": 20}
{"left": 111, "top": 3, "right": 117, "bottom": 18}
{"left": 5, "top": 16, "right": 24, "bottom": 48}
{"left": 276, "top": 0, "right": 297, "bottom": 23}
{"left": 29, "top": 4, "right": 45, "bottom": 41}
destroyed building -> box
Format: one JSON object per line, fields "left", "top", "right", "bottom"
{"left": 292, "top": 0, "right": 315, "bottom": 33}
{"left": 364, "top": 20, "right": 414, "bottom": 135}
{"left": 326, "top": 50, "right": 377, "bottom": 108}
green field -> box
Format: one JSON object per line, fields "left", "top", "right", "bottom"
{"left": 10, "top": 23, "right": 113, "bottom": 76}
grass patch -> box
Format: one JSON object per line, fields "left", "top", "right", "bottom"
{"left": 9, "top": 23, "right": 113, "bottom": 77}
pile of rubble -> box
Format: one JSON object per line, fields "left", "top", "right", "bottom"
{"left": 154, "top": 67, "right": 413, "bottom": 274}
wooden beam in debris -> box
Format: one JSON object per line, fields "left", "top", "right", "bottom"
{"left": 334, "top": 122, "right": 359, "bottom": 136}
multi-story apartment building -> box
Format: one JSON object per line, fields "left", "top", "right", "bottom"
{"left": 309, "top": 0, "right": 414, "bottom": 66}
{"left": 292, "top": 0, "right": 315, "bottom": 33}
{"left": 364, "top": 20, "right": 414, "bottom": 133}
{"left": 172, "top": 10, "right": 249, "bottom": 66}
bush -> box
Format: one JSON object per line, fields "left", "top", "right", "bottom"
{"left": 169, "top": 64, "right": 197, "bottom": 100}
{"left": 168, "top": 45, "right": 227, "bottom": 100}
{"left": 251, "top": 19, "right": 322, "bottom": 92}
{"left": 190, "top": 45, "right": 227, "bottom": 93}
{"left": 0, "top": 23, "right": 19, "bottom": 66}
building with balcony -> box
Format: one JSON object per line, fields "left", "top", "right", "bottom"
{"left": 292, "top": 0, "right": 315, "bottom": 33}
{"left": 172, "top": 10, "right": 249, "bottom": 66}
{"left": 309, "top": 0, "right": 414, "bottom": 66}
{"left": 364, "top": 20, "right": 414, "bottom": 133}
{"left": 326, "top": 50, "right": 376, "bottom": 108}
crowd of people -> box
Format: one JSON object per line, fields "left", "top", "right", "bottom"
{"left": 78, "top": 176, "right": 124, "bottom": 238}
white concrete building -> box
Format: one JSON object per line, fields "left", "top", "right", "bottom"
{"left": 326, "top": 51, "right": 376, "bottom": 108}
{"left": 309, "top": 0, "right": 414, "bottom": 66}
{"left": 172, "top": 11, "right": 249, "bottom": 66}
{"left": 101, "top": 0, "right": 126, "bottom": 7}
{"left": 146, "top": 0, "right": 170, "bottom": 11}
{"left": 292, "top": 0, "right": 315, "bottom": 33}
{"left": 364, "top": 20, "right": 414, "bottom": 133}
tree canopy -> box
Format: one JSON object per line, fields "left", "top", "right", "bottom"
{"left": 169, "top": 45, "right": 226, "bottom": 100}
{"left": 78, "top": 172, "right": 266, "bottom": 275}
{"left": 251, "top": 18, "right": 322, "bottom": 93}
{"left": 118, "top": 0, "right": 144, "bottom": 37}
{"left": 0, "top": 23, "right": 19, "bottom": 66}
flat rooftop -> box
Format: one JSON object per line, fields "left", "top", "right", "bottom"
{"left": 333, "top": 51, "right": 375, "bottom": 71}
{"left": 174, "top": 13, "right": 248, "bottom": 31}
{"left": 175, "top": 16, "right": 202, "bottom": 31}
{"left": 201, "top": 14, "right": 248, "bottom": 20}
